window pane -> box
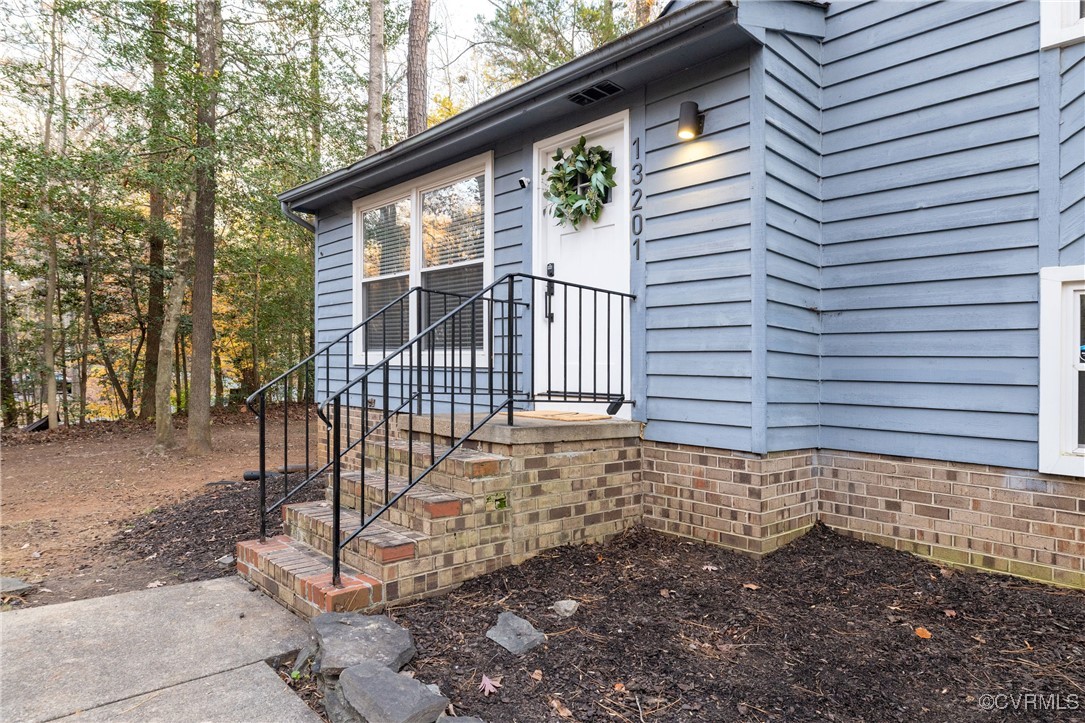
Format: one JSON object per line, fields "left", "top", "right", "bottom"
{"left": 364, "top": 276, "right": 409, "bottom": 350}
{"left": 422, "top": 175, "right": 485, "bottom": 268}
{"left": 363, "top": 199, "right": 410, "bottom": 277}
{"left": 422, "top": 263, "right": 484, "bottom": 349}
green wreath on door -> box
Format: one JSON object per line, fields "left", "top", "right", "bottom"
{"left": 543, "top": 136, "right": 618, "bottom": 230}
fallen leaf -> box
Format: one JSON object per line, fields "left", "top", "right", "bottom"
{"left": 742, "top": 583, "right": 760, "bottom": 591}
{"left": 478, "top": 674, "right": 502, "bottom": 697}
{"left": 531, "top": 669, "right": 543, "bottom": 682}
{"left": 659, "top": 588, "right": 671, "bottom": 598}
{"left": 146, "top": 580, "right": 165, "bottom": 588}
{"left": 614, "top": 682, "right": 626, "bottom": 692}
{"left": 702, "top": 564, "right": 719, "bottom": 572}
{"left": 550, "top": 698, "right": 574, "bottom": 719}
{"left": 915, "top": 627, "right": 933, "bottom": 639}
{"left": 597, "top": 554, "right": 604, "bottom": 562}
{"left": 940, "top": 567, "right": 955, "bottom": 578}
{"left": 943, "top": 609, "right": 957, "bottom": 618}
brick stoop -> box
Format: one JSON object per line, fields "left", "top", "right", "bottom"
{"left": 236, "top": 536, "right": 382, "bottom": 618}
{"left": 239, "top": 412, "right": 645, "bottom": 617}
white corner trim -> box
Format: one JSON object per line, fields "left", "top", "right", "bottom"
{"left": 1038, "top": 265, "right": 1085, "bottom": 477}
{"left": 1041, "top": 0, "right": 1085, "bottom": 49}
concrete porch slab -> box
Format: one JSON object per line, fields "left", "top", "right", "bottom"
{"left": 0, "top": 577, "right": 309, "bottom": 722}
{"left": 403, "top": 412, "right": 643, "bottom": 445}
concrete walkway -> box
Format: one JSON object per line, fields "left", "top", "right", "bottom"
{"left": 0, "top": 577, "right": 319, "bottom": 722}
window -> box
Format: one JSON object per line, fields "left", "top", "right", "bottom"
{"left": 1039, "top": 266, "right": 1085, "bottom": 477}
{"left": 353, "top": 154, "right": 493, "bottom": 363}
{"left": 1041, "top": 0, "right": 1085, "bottom": 49}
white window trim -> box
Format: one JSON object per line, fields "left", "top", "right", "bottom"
{"left": 351, "top": 152, "right": 494, "bottom": 367}
{"left": 1039, "top": 265, "right": 1085, "bottom": 477}
{"left": 1041, "top": 0, "right": 1085, "bottom": 49}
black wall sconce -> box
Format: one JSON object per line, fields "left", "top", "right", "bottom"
{"left": 677, "top": 100, "right": 704, "bottom": 140}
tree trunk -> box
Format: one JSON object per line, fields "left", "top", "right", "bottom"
{"left": 153, "top": 193, "right": 194, "bottom": 450}
{"left": 58, "top": 297, "right": 68, "bottom": 426}
{"left": 187, "top": 0, "right": 220, "bottom": 454}
{"left": 213, "top": 343, "right": 223, "bottom": 407}
{"left": 140, "top": 0, "right": 169, "bottom": 420}
{"left": 635, "top": 0, "right": 654, "bottom": 26}
{"left": 0, "top": 189, "right": 17, "bottom": 428}
{"left": 407, "top": 0, "right": 430, "bottom": 136}
{"left": 174, "top": 333, "right": 182, "bottom": 409}
{"left": 366, "top": 0, "right": 385, "bottom": 154}
{"left": 308, "top": 1, "right": 321, "bottom": 172}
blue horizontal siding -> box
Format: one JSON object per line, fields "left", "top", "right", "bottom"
{"left": 818, "top": 0, "right": 1042, "bottom": 469}
{"left": 764, "top": 29, "right": 821, "bottom": 450}
{"left": 1060, "top": 43, "right": 1085, "bottom": 264}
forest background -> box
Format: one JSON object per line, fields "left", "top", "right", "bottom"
{"left": 0, "top": 0, "right": 656, "bottom": 450}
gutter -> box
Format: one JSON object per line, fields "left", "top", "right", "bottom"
{"left": 280, "top": 199, "right": 315, "bottom": 233}
{"left": 279, "top": 0, "right": 736, "bottom": 210}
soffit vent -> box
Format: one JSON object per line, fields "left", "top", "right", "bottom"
{"left": 567, "top": 80, "right": 624, "bottom": 106}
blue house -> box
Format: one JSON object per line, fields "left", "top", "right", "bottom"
{"left": 239, "top": 0, "right": 1085, "bottom": 616}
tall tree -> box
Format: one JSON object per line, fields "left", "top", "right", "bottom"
{"left": 154, "top": 193, "right": 194, "bottom": 450}
{"left": 367, "top": 0, "right": 385, "bottom": 154}
{"left": 476, "top": 0, "right": 637, "bottom": 91}
{"left": 634, "top": 0, "right": 655, "bottom": 27}
{"left": 188, "top": 0, "right": 220, "bottom": 453}
{"left": 0, "top": 188, "right": 16, "bottom": 428}
{"left": 407, "top": 0, "right": 430, "bottom": 136}
{"left": 40, "top": 3, "right": 70, "bottom": 431}
{"left": 139, "top": 0, "right": 169, "bottom": 420}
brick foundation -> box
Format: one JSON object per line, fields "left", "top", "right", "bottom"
{"left": 641, "top": 441, "right": 1084, "bottom": 588}
{"left": 281, "top": 408, "right": 1083, "bottom": 602}
{"left": 817, "top": 450, "right": 1085, "bottom": 588}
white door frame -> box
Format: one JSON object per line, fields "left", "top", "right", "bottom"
{"left": 531, "top": 109, "right": 631, "bottom": 283}
{"left": 530, "top": 109, "right": 632, "bottom": 413}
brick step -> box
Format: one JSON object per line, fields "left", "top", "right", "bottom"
{"left": 356, "top": 437, "right": 510, "bottom": 494}
{"left": 333, "top": 470, "right": 475, "bottom": 535}
{"left": 236, "top": 535, "right": 382, "bottom": 618}
{"left": 283, "top": 500, "right": 431, "bottom": 580}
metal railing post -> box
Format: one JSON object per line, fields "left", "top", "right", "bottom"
{"left": 332, "top": 395, "right": 342, "bottom": 587}
{"left": 258, "top": 391, "right": 267, "bottom": 541}
{"left": 506, "top": 278, "right": 515, "bottom": 426}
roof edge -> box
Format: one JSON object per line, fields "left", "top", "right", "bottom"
{"left": 279, "top": 0, "right": 737, "bottom": 209}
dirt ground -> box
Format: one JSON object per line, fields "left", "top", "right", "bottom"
{"left": 391, "top": 525, "right": 1085, "bottom": 723}
{"left": 0, "top": 412, "right": 307, "bottom": 606}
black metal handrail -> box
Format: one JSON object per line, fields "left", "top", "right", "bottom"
{"left": 316, "top": 272, "right": 635, "bottom": 584}
{"left": 244, "top": 286, "right": 484, "bottom": 540}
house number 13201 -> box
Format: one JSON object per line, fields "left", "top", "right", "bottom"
{"left": 631, "top": 136, "right": 644, "bottom": 260}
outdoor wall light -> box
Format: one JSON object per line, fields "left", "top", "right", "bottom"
{"left": 677, "top": 101, "right": 703, "bottom": 140}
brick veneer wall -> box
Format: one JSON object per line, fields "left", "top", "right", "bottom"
{"left": 642, "top": 441, "right": 1085, "bottom": 588}
{"left": 817, "top": 450, "right": 1085, "bottom": 589}
{"left": 311, "top": 406, "right": 1083, "bottom": 589}
{"left": 641, "top": 442, "right": 818, "bottom": 556}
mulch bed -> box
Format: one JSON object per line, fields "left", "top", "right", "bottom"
{"left": 390, "top": 524, "right": 1085, "bottom": 722}
{"left": 108, "top": 472, "right": 325, "bottom": 582}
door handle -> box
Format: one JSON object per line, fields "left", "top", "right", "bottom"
{"left": 544, "top": 280, "right": 554, "bottom": 323}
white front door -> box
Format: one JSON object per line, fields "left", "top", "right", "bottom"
{"left": 533, "top": 115, "right": 632, "bottom": 418}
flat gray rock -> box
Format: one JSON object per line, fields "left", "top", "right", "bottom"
{"left": 339, "top": 661, "right": 449, "bottom": 723}
{"left": 0, "top": 577, "right": 33, "bottom": 595}
{"left": 551, "top": 599, "right": 579, "bottom": 618}
{"left": 312, "top": 613, "right": 417, "bottom": 675}
{"left": 55, "top": 662, "right": 319, "bottom": 722}
{"left": 439, "top": 717, "right": 485, "bottom": 723}
{"left": 0, "top": 577, "right": 307, "bottom": 723}
{"left": 485, "top": 612, "right": 545, "bottom": 654}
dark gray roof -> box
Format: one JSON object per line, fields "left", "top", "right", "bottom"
{"left": 280, "top": 0, "right": 741, "bottom": 214}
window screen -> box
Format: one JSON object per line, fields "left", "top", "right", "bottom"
{"left": 362, "top": 199, "right": 410, "bottom": 350}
